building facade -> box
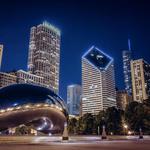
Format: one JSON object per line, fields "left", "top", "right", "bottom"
{"left": 122, "top": 50, "right": 132, "bottom": 96}
{"left": 82, "top": 46, "right": 116, "bottom": 115}
{"left": 131, "top": 59, "right": 150, "bottom": 102}
{"left": 116, "top": 90, "right": 131, "bottom": 110}
{"left": 28, "top": 21, "right": 61, "bottom": 93}
{"left": 16, "top": 70, "right": 45, "bottom": 86}
{"left": 0, "top": 72, "right": 17, "bottom": 88}
{"left": 67, "top": 84, "right": 82, "bottom": 115}
{"left": 0, "top": 70, "right": 45, "bottom": 89}
{"left": 0, "top": 45, "right": 3, "bottom": 70}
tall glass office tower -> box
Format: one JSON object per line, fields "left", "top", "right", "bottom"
{"left": 82, "top": 46, "right": 116, "bottom": 115}
{"left": 67, "top": 84, "right": 82, "bottom": 115}
{"left": 122, "top": 39, "right": 132, "bottom": 96}
{"left": 27, "top": 21, "right": 61, "bottom": 93}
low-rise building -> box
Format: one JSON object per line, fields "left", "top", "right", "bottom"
{"left": 116, "top": 90, "right": 131, "bottom": 110}
{"left": 17, "top": 70, "right": 45, "bottom": 87}
{"left": 0, "top": 72, "right": 17, "bottom": 88}
{"left": 0, "top": 70, "right": 48, "bottom": 89}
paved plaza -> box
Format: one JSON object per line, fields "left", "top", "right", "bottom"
{"left": 0, "top": 135, "right": 150, "bottom": 150}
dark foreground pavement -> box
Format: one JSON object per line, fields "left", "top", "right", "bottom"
{"left": 0, "top": 136, "right": 150, "bottom": 150}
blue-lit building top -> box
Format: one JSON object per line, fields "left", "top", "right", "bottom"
{"left": 82, "top": 46, "right": 113, "bottom": 70}
{"left": 82, "top": 46, "right": 116, "bottom": 114}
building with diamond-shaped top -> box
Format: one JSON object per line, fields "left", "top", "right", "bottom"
{"left": 81, "top": 46, "right": 116, "bottom": 115}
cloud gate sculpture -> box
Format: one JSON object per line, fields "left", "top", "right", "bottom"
{"left": 0, "top": 84, "right": 68, "bottom": 133}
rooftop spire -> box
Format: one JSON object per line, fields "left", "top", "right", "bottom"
{"left": 128, "top": 38, "right": 131, "bottom": 51}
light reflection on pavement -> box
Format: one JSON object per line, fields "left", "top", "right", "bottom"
{"left": 0, "top": 135, "right": 150, "bottom": 150}
{"left": 0, "top": 135, "right": 150, "bottom": 144}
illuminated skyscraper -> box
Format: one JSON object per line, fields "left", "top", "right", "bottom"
{"left": 82, "top": 46, "right": 116, "bottom": 115}
{"left": 122, "top": 39, "right": 132, "bottom": 96}
{"left": 131, "top": 59, "right": 150, "bottom": 102}
{"left": 67, "top": 84, "right": 82, "bottom": 115}
{"left": 0, "top": 45, "right": 3, "bottom": 70}
{"left": 28, "top": 21, "right": 61, "bottom": 93}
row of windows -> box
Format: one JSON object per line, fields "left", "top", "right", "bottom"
{"left": 36, "top": 26, "right": 60, "bottom": 37}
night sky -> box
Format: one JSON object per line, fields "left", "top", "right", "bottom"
{"left": 0, "top": 0, "right": 150, "bottom": 100}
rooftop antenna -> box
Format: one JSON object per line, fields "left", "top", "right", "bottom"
{"left": 128, "top": 38, "right": 131, "bottom": 51}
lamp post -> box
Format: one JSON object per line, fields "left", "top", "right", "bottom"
{"left": 101, "top": 125, "right": 107, "bottom": 139}
{"left": 62, "top": 122, "right": 69, "bottom": 141}
{"left": 139, "top": 128, "right": 143, "bottom": 139}
{"left": 101, "top": 116, "right": 107, "bottom": 139}
{"left": 98, "top": 126, "right": 100, "bottom": 135}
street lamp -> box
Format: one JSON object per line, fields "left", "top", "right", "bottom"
{"left": 101, "top": 117, "right": 107, "bottom": 139}
{"left": 97, "top": 126, "right": 100, "bottom": 135}
{"left": 62, "top": 122, "right": 69, "bottom": 141}
{"left": 139, "top": 128, "right": 143, "bottom": 139}
{"left": 123, "top": 124, "right": 128, "bottom": 129}
{"left": 128, "top": 131, "right": 132, "bottom": 135}
{"left": 102, "top": 125, "right": 107, "bottom": 139}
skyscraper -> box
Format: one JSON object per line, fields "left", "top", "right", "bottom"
{"left": 131, "top": 59, "right": 150, "bottom": 102}
{"left": 28, "top": 21, "right": 61, "bottom": 93}
{"left": 0, "top": 45, "right": 3, "bottom": 70}
{"left": 122, "top": 39, "right": 132, "bottom": 96}
{"left": 67, "top": 84, "right": 82, "bottom": 115}
{"left": 82, "top": 46, "right": 116, "bottom": 115}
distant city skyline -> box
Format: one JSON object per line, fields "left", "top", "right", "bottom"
{"left": 0, "top": 0, "right": 150, "bottom": 100}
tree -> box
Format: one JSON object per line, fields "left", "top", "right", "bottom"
{"left": 82, "top": 113, "right": 94, "bottom": 134}
{"left": 76, "top": 116, "right": 85, "bottom": 134}
{"left": 15, "top": 125, "right": 31, "bottom": 135}
{"left": 94, "top": 111, "right": 105, "bottom": 135}
{"left": 68, "top": 117, "right": 78, "bottom": 134}
{"left": 105, "top": 107, "right": 123, "bottom": 135}
{"left": 125, "top": 101, "right": 150, "bottom": 134}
